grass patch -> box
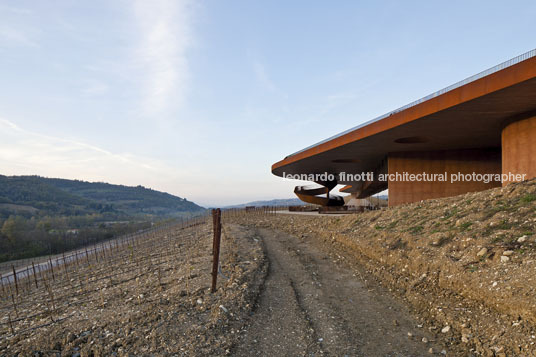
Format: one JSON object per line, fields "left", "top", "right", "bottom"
{"left": 387, "top": 220, "right": 399, "bottom": 229}
{"left": 459, "top": 222, "right": 473, "bottom": 231}
{"left": 491, "top": 199, "right": 515, "bottom": 212}
{"left": 521, "top": 193, "right": 536, "bottom": 203}
{"left": 442, "top": 208, "right": 458, "bottom": 220}
{"left": 492, "top": 204, "right": 508, "bottom": 212}
{"left": 408, "top": 225, "right": 424, "bottom": 234}
{"left": 496, "top": 219, "right": 513, "bottom": 230}
{"left": 466, "top": 264, "right": 478, "bottom": 273}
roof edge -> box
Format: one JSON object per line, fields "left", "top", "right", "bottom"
{"left": 272, "top": 50, "right": 536, "bottom": 174}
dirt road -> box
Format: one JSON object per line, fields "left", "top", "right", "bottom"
{"left": 232, "top": 226, "right": 445, "bottom": 356}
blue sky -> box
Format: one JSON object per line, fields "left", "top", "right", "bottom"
{"left": 0, "top": 1, "right": 534, "bottom": 207}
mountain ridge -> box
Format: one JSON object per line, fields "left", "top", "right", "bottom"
{"left": 0, "top": 175, "right": 205, "bottom": 262}
{"left": 223, "top": 198, "right": 305, "bottom": 209}
{"left": 0, "top": 175, "right": 205, "bottom": 218}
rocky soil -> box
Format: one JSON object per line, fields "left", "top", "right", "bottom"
{"left": 231, "top": 179, "right": 536, "bottom": 356}
{"left": 3, "top": 178, "right": 535, "bottom": 356}
{"left": 0, "top": 221, "right": 266, "bottom": 356}
{"left": 231, "top": 226, "right": 448, "bottom": 356}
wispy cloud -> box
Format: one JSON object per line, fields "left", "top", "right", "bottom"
{"left": 0, "top": 25, "right": 38, "bottom": 48}
{"left": 253, "top": 61, "right": 277, "bottom": 92}
{"left": 0, "top": 117, "right": 294, "bottom": 207}
{"left": 0, "top": 118, "right": 179, "bottom": 188}
{"left": 0, "top": 4, "right": 38, "bottom": 48}
{"left": 132, "top": 0, "right": 194, "bottom": 117}
{"left": 81, "top": 79, "right": 109, "bottom": 96}
{"left": 0, "top": 4, "right": 32, "bottom": 15}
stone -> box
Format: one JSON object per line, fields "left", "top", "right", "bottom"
{"left": 476, "top": 248, "right": 488, "bottom": 257}
{"left": 422, "top": 337, "right": 428, "bottom": 343}
{"left": 441, "top": 325, "right": 450, "bottom": 333}
{"left": 502, "top": 250, "right": 514, "bottom": 256}
{"left": 501, "top": 256, "right": 510, "bottom": 263}
{"left": 430, "top": 232, "right": 447, "bottom": 246}
{"left": 518, "top": 235, "right": 528, "bottom": 243}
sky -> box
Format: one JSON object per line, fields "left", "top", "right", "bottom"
{"left": 0, "top": 0, "right": 535, "bottom": 207}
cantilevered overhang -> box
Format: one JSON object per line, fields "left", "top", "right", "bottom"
{"left": 272, "top": 50, "right": 536, "bottom": 190}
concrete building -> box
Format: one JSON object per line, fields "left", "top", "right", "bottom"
{"left": 272, "top": 50, "right": 536, "bottom": 207}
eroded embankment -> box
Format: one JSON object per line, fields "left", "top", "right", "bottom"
{"left": 232, "top": 179, "right": 536, "bottom": 356}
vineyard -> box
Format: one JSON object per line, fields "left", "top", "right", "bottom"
{"left": 0, "top": 209, "right": 272, "bottom": 355}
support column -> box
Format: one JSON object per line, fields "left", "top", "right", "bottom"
{"left": 502, "top": 115, "right": 536, "bottom": 185}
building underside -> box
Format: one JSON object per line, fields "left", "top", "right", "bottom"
{"left": 272, "top": 50, "right": 536, "bottom": 207}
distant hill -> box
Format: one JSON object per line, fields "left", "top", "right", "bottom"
{"left": 224, "top": 198, "right": 305, "bottom": 209}
{"left": 224, "top": 195, "right": 388, "bottom": 209}
{"left": 0, "top": 175, "right": 205, "bottom": 219}
{"left": 0, "top": 175, "right": 205, "bottom": 262}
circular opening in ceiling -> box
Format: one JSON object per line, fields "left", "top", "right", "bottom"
{"left": 332, "top": 158, "right": 361, "bottom": 163}
{"left": 394, "top": 136, "right": 428, "bottom": 144}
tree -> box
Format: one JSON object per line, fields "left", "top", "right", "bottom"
{"left": 1, "top": 215, "right": 25, "bottom": 242}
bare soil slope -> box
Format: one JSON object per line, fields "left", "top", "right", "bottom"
{"left": 3, "top": 179, "right": 535, "bottom": 356}
{"left": 232, "top": 226, "right": 445, "bottom": 356}
{"left": 1, "top": 222, "right": 265, "bottom": 356}
{"left": 232, "top": 179, "right": 536, "bottom": 356}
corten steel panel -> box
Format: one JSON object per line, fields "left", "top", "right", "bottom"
{"left": 272, "top": 55, "right": 536, "bottom": 182}
{"left": 388, "top": 149, "right": 501, "bottom": 207}
{"left": 502, "top": 115, "right": 536, "bottom": 185}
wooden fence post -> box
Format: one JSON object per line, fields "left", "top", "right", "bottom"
{"left": 211, "top": 208, "right": 222, "bottom": 293}
{"left": 32, "top": 262, "right": 38, "bottom": 288}
{"left": 11, "top": 265, "right": 18, "bottom": 295}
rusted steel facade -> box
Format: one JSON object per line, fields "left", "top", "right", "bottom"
{"left": 502, "top": 115, "right": 536, "bottom": 186}
{"left": 387, "top": 149, "right": 501, "bottom": 207}
{"left": 272, "top": 50, "right": 536, "bottom": 206}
